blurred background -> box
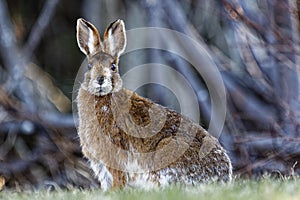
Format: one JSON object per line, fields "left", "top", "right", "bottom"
{"left": 0, "top": 0, "right": 299, "bottom": 190}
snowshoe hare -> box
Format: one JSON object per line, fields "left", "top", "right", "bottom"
{"left": 76, "top": 18, "right": 232, "bottom": 190}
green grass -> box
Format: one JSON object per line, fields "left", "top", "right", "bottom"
{"left": 1, "top": 178, "right": 300, "bottom": 200}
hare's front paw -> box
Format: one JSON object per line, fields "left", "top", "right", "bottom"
{"left": 90, "top": 161, "right": 113, "bottom": 190}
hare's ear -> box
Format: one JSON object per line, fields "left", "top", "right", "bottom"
{"left": 103, "top": 19, "right": 126, "bottom": 58}
{"left": 76, "top": 18, "right": 102, "bottom": 56}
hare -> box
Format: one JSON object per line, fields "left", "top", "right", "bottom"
{"left": 76, "top": 18, "right": 232, "bottom": 190}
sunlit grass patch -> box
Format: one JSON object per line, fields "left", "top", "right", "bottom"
{"left": 1, "top": 178, "right": 300, "bottom": 200}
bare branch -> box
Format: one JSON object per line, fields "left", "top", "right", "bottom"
{"left": 289, "top": 0, "right": 300, "bottom": 100}
{"left": 23, "top": 0, "right": 60, "bottom": 61}
{"left": 0, "top": 0, "right": 60, "bottom": 114}
{"left": 0, "top": 0, "right": 20, "bottom": 78}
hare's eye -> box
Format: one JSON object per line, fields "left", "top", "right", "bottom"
{"left": 88, "top": 63, "right": 92, "bottom": 70}
{"left": 111, "top": 64, "right": 117, "bottom": 71}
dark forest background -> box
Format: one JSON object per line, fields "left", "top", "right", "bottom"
{"left": 0, "top": 0, "right": 299, "bottom": 190}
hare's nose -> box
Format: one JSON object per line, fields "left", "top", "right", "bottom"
{"left": 97, "top": 76, "right": 105, "bottom": 85}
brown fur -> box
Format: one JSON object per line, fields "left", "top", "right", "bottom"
{"left": 76, "top": 18, "right": 232, "bottom": 190}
